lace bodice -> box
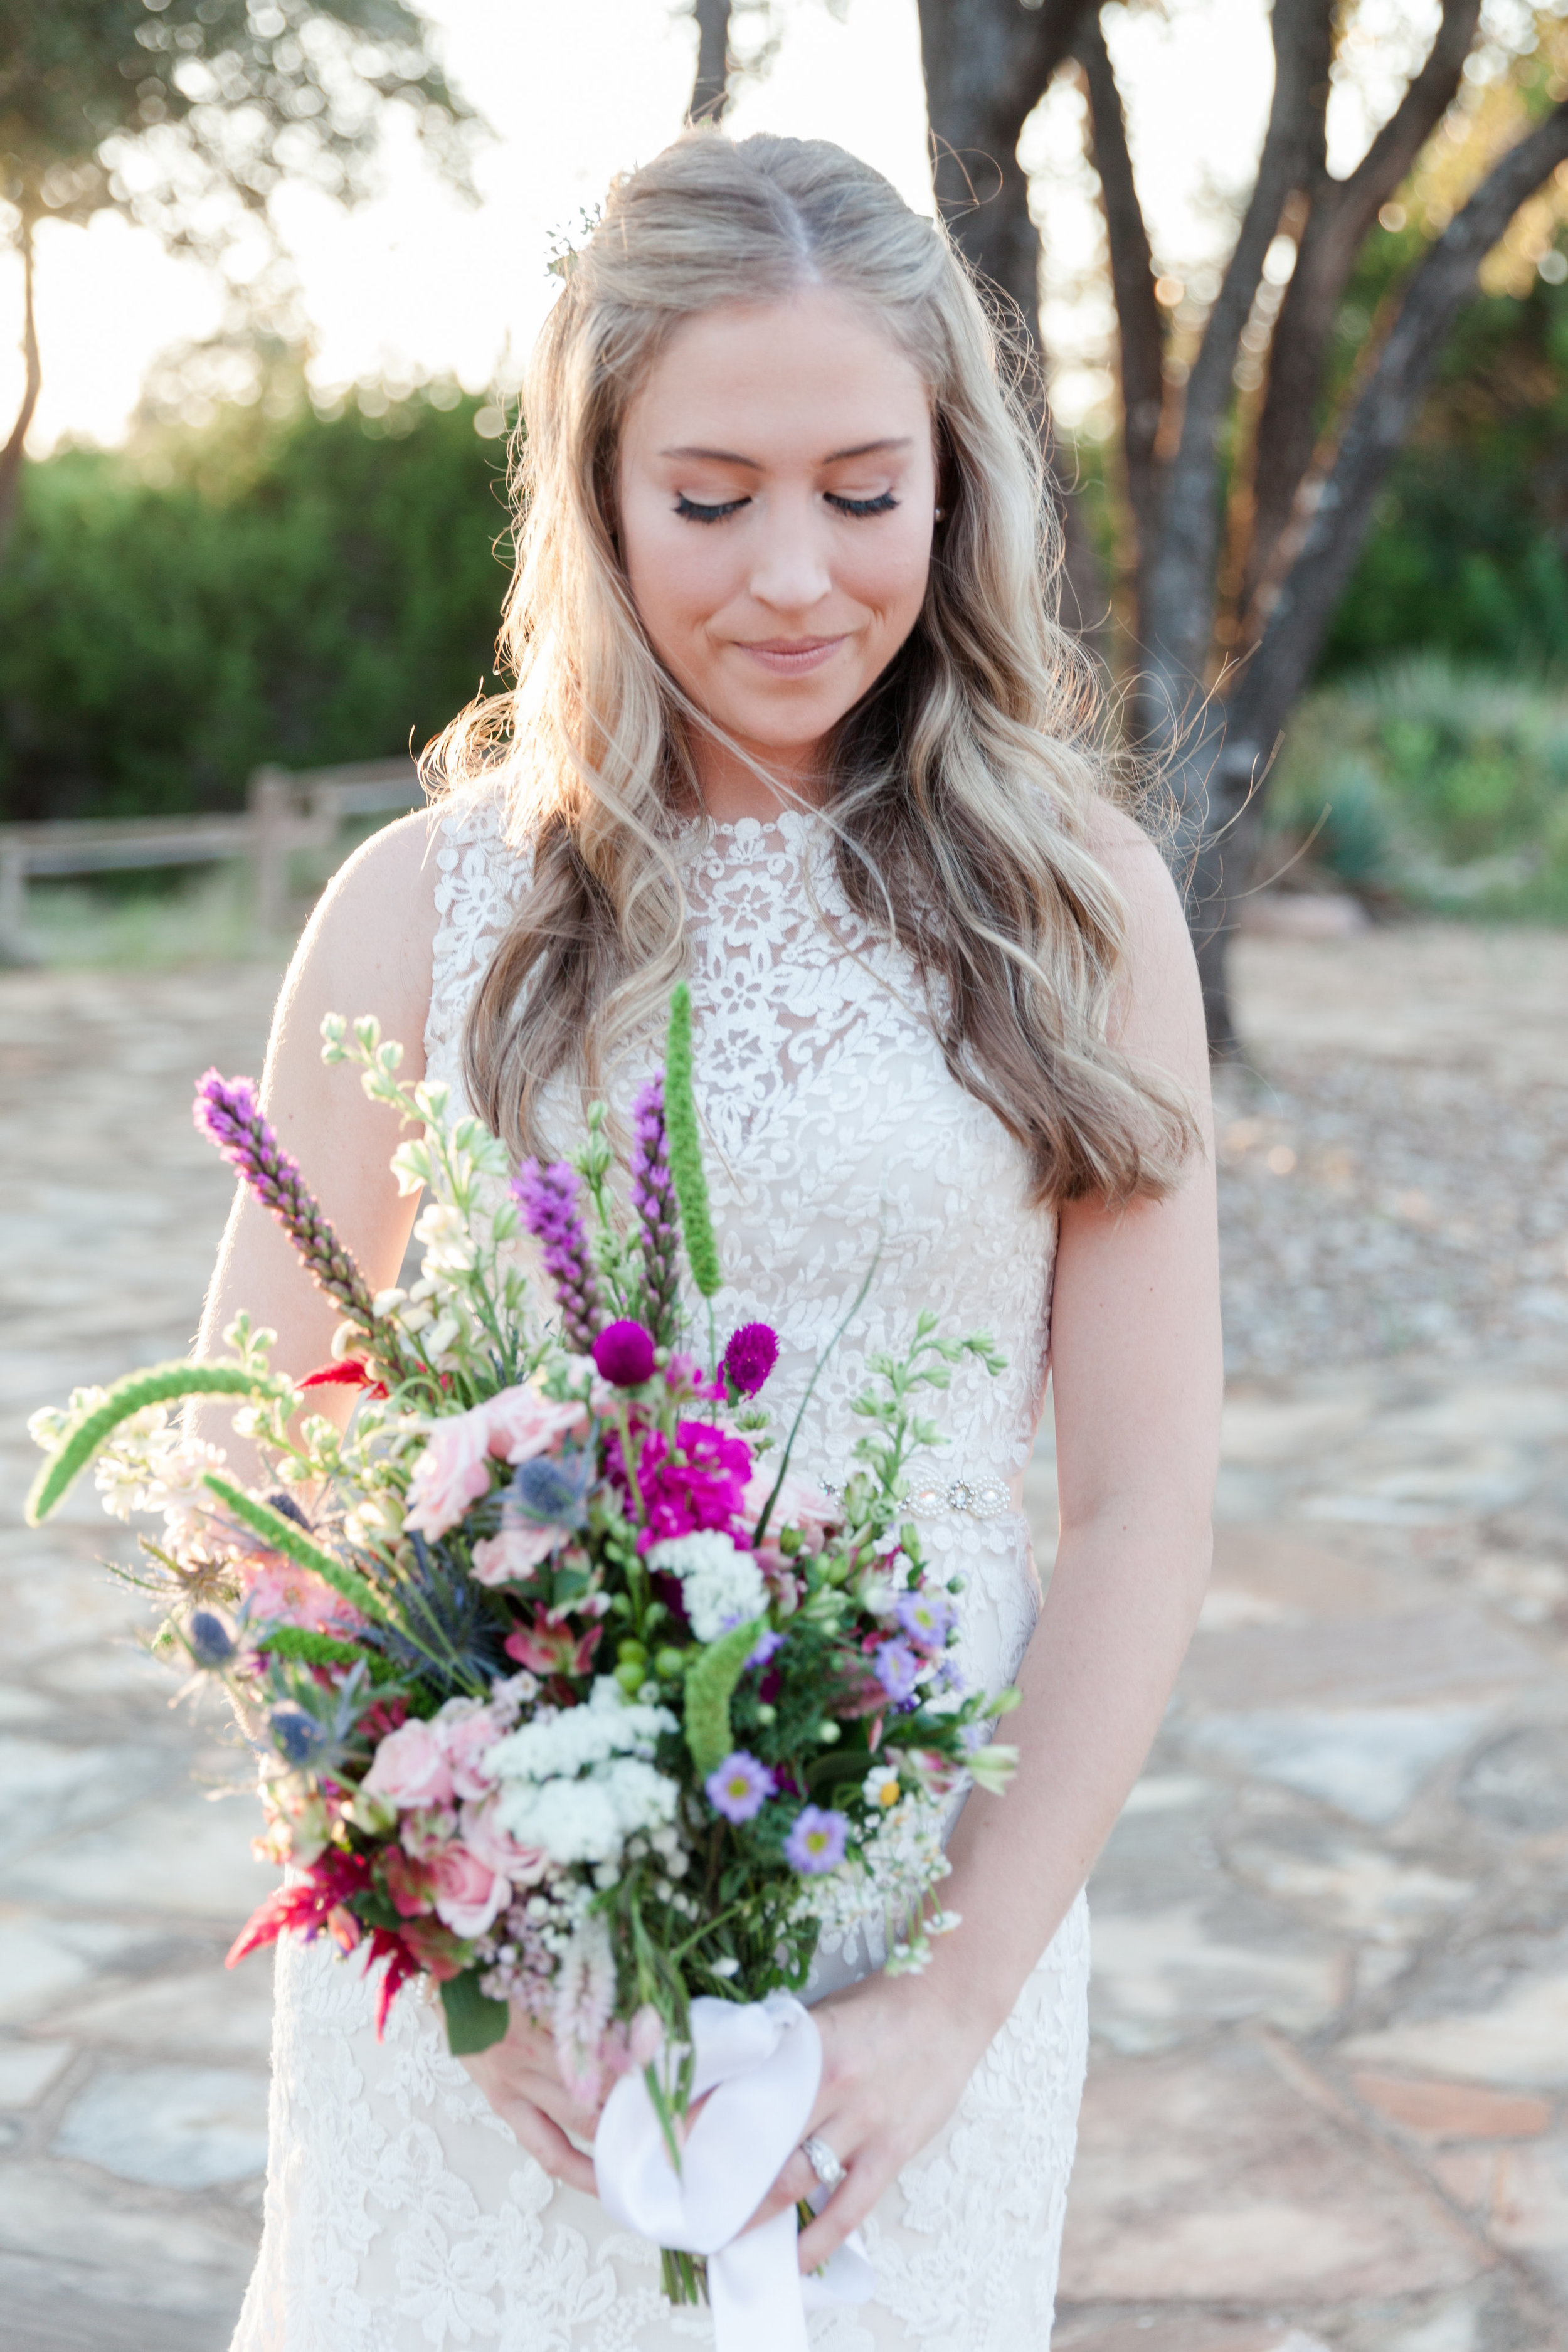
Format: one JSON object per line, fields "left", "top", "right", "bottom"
{"left": 230, "top": 792, "right": 1087, "bottom": 2352}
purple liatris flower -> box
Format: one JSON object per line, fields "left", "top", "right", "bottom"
{"left": 896, "top": 1591, "right": 955, "bottom": 1649}
{"left": 784, "top": 1805, "right": 849, "bottom": 1875}
{"left": 723, "top": 1322, "right": 780, "bottom": 1399}
{"left": 872, "top": 1638, "right": 922, "bottom": 1703}
{"left": 630, "top": 1075, "right": 682, "bottom": 1345}
{"left": 194, "top": 1071, "right": 377, "bottom": 1330}
{"left": 705, "top": 1749, "right": 774, "bottom": 1823}
{"left": 593, "top": 1319, "right": 656, "bottom": 1387}
{"left": 513, "top": 1159, "right": 600, "bottom": 1353}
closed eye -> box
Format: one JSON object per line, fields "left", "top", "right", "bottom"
{"left": 827, "top": 491, "right": 899, "bottom": 517}
{"left": 675, "top": 494, "right": 749, "bottom": 523}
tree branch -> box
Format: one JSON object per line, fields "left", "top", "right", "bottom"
{"left": 0, "top": 218, "right": 41, "bottom": 571}
{"left": 1139, "top": 0, "right": 1334, "bottom": 712}
{"left": 916, "top": 0, "right": 1104, "bottom": 639}
{"left": 1244, "top": 0, "right": 1481, "bottom": 599}
{"left": 689, "top": 0, "right": 733, "bottom": 124}
{"left": 1227, "top": 97, "right": 1568, "bottom": 792}
{"left": 1078, "top": 18, "right": 1163, "bottom": 580}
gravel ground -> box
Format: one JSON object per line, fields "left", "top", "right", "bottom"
{"left": 1215, "top": 921, "right": 1568, "bottom": 1380}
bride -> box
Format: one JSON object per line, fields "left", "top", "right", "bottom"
{"left": 209, "top": 130, "right": 1219, "bottom": 2352}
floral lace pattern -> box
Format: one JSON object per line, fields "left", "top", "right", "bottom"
{"left": 231, "top": 790, "right": 1090, "bottom": 2352}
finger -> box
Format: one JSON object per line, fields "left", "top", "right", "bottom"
{"left": 797, "top": 2153, "right": 886, "bottom": 2273}
{"left": 499, "top": 2099, "right": 600, "bottom": 2197}
{"left": 739, "top": 2145, "right": 820, "bottom": 2234}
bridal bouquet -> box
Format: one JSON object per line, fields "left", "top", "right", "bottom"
{"left": 25, "top": 986, "right": 1015, "bottom": 2310}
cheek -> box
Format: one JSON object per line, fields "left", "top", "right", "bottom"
{"left": 842, "top": 520, "right": 932, "bottom": 634}
{"left": 622, "top": 502, "right": 733, "bottom": 659}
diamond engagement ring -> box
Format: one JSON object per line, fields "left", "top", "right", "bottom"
{"left": 800, "top": 2134, "right": 845, "bottom": 2190}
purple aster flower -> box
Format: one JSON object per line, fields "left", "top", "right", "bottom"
{"left": 513, "top": 1160, "right": 600, "bottom": 1353}
{"left": 194, "top": 1071, "right": 378, "bottom": 1332}
{"left": 705, "top": 1750, "right": 774, "bottom": 1823}
{"left": 872, "top": 1638, "right": 921, "bottom": 1704}
{"left": 895, "top": 1592, "right": 955, "bottom": 1650}
{"left": 722, "top": 1322, "right": 780, "bottom": 1399}
{"left": 593, "top": 1318, "right": 657, "bottom": 1387}
{"left": 746, "top": 1627, "right": 785, "bottom": 1672}
{"left": 783, "top": 1805, "right": 849, "bottom": 1875}
{"left": 630, "top": 1076, "right": 682, "bottom": 1346}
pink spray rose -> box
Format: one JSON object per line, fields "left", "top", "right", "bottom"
{"left": 426, "top": 1842, "right": 511, "bottom": 1940}
{"left": 459, "top": 1794, "right": 551, "bottom": 1887}
{"left": 470, "top": 1522, "right": 566, "bottom": 1587}
{"left": 403, "top": 1389, "right": 588, "bottom": 1542}
{"left": 361, "top": 1717, "right": 455, "bottom": 1811}
{"left": 433, "top": 1699, "right": 502, "bottom": 1802}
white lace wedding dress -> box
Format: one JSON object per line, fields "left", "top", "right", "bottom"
{"left": 230, "top": 795, "right": 1090, "bottom": 2352}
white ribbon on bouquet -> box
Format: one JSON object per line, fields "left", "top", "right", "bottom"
{"left": 594, "top": 1993, "right": 876, "bottom": 2352}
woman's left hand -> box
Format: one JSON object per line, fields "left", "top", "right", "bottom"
{"left": 746, "top": 1968, "right": 997, "bottom": 2273}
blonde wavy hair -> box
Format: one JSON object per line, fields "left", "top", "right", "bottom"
{"left": 430, "top": 129, "right": 1195, "bottom": 1205}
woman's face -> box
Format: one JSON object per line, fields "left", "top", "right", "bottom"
{"left": 616, "top": 286, "right": 939, "bottom": 784}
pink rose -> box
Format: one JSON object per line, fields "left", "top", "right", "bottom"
{"left": 361, "top": 1717, "right": 455, "bottom": 1811}
{"left": 483, "top": 1388, "right": 588, "bottom": 1465}
{"left": 403, "top": 1411, "right": 494, "bottom": 1541}
{"left": 426, "top": 1842, "right": 510, "bottom": 1940}
{"left": 459, "top": 1794, "right": 550, "bottom": 1887}
{"left": 240, "top": 1555, "right": 364, "bottom": 1636}
{"left": 433, "top": 1700, "right": 502, "bottom": 1801}
{"left": 470, "top": 1522, "right": 566, "bottom": 1587}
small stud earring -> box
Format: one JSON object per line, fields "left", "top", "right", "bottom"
{"left": 934, "top": 505, "right": 946, "bottom": 521}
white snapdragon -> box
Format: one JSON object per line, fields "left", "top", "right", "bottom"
{"left": 645, "top": 1530, "right": 766, "bottom": 1642}
{"left": 487, "top": 1678, "right": 681, "bottom": 1868}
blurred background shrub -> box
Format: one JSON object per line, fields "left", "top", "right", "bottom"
{"left": 0, "top": 384, "right": 511, "bottom": 827}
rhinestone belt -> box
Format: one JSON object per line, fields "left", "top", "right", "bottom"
{"left": 823, "top": 1470, "right": 1012, "bottom": 1521}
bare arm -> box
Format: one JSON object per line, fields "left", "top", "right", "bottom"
{"left": 194, "top": 810, "right": 445, "bottom": 1421}
{"left": 770, "top": 812, "right": 1222, "bottom": 2265}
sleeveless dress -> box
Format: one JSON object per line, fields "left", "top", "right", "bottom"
{"left": 230, "top": 795, "right": 1091, "bottom": 2352}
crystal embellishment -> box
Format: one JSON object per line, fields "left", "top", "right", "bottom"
{"left": 906, "top": 1473, "right": 1011, "bottom": 1520}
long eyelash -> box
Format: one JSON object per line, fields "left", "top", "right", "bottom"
{"left": 828, "top": 492, "right": 899, "bottom": 517}
{"left": 675, "top": 494, "right": 748, "bottom": 524}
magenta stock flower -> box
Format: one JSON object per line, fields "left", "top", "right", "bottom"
{"left": 723, "top": 1322, "right": 780, "bottom": 1399}
{"left": 705, "top": 1750, "right": 774, "bottom": 1824}
{"left": 194, "top": 1070, "right": 378, "bottom": 1330}
{"left": 618, "top": 1419, "right": 753, "bottom": 1550}
{"left": 513, "top": 1160, "right": 600, "bottom": 1353}
{"left": 630, "top": 1076, "right": 682, "bottom": 1343}
{"left": 593, "top": 1319, "right": 657, "bottom": 1388}
{"left": 783, "top": 1806, "right": 849, "bottom": 1875}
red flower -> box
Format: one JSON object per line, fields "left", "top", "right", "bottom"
{"left": 225, "top": 1847, "right": 370, "bottom": 1969}
{"left": 298, "top": 1359, "right": 389, "bottom": 1400}
{"left": 505, "top": 1617, "right": 605, "bottom": 1677}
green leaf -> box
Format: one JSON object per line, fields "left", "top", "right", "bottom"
{"left": 25, "top": 1360, "right": 292, "bottom": 1526}
{"left": 683, "top": 1617, "right": 767, "bottom": 1779}
{"left": 440, "top": 1969, "right": 510, "bottom": 2055}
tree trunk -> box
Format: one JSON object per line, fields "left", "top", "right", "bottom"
{"left": 0, "top": 218, "right": 41, "bottom": 573}
{"left": 914, "top": 0, "right": 1107, "bottom": 643}
{"left": 1197, "top": 98, "right": 1568, "bottom": 1052}
{"left": 689, "top": 0, "right": 733, "bottom": 124}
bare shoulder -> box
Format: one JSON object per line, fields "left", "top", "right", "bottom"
{"left": 263, "top": 805, "right": 447, "bottom": 1098}
{"left": 1080, "top": 797, "right": 1205, "bottom": 1069}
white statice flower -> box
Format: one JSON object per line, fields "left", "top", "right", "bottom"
{"left": 487, "top": 1678, "right": 681, "bottom": 1868}
{"left": 646, "top": 1529, "right": 766, "bottom": 1642}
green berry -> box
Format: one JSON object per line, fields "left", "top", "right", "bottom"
{"left": 655, "top": 1646, "right": 687, "bottom": 1680}
{"left": 817, "top": 1722, "right": 840, "bottom": 1744}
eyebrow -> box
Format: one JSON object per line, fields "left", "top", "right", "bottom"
{"left": 657, "top": 437, "right": 915, "bottom": 467}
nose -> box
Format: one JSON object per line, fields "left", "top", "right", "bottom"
{"left": 747, "top": 496, "right": 833, "bottom": 616}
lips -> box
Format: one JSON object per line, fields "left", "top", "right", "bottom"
{"left": 735, "top": 637, "right": 845, "bottom": 675}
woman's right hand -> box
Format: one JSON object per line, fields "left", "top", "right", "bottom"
{"left": 458, "top": 2009, "right": 605, "bottom": 2195}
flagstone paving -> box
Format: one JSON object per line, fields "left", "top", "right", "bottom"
{"left": 1, "top": 928, "right": 1565, "bottom": 2350}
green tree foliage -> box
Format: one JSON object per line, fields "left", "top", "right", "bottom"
{"left": 1323, "top": 263, "right": 1568, "bottom": 673}
{"left": 0, "top": 391, "right": 512, "bottom": 823}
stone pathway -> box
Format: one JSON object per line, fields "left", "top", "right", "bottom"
{"left": 1, "top": 930, "right": 1565, "bottom": 2350}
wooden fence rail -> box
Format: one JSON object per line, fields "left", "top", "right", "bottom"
{"left": 0, "top": 758, "right": 425, "bottom": 958}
